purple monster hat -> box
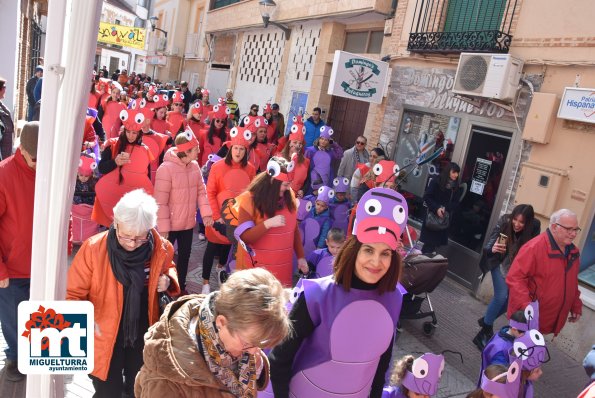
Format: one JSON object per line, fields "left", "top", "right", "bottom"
{"left": 333, "top": 177, "right": 350, "bottom": 193}
{"left": 353, "top": 187, "right": 408, "bottom": 250}
{"left": 319, "top": 125, "right": 334, "bottom": 140}
{"left": 480, "top": 358, "right": 522, "bottom": 398}
{"left": 401, "top": 353, "right": 445, "bottom": 396}
{"left": 509, "top": 301, "right": 539, "bottom": 332}
{"left": 509, "top": 329, "right": 550, "bottom": 371}
{"left": 316, "top": 186, "right": 335, "bottom": 205}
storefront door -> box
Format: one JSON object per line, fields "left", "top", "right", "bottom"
{"left": 443, "top": 126, "right": 512, "bottom": 288}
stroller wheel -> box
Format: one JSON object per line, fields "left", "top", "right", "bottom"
{"left": 422, "top": 321, "right": 436, "bottom": 336}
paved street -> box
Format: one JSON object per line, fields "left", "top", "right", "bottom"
{"left": 0, "top": 229, "right": 588, "bottom": 397}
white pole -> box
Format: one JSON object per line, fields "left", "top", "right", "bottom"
{"left": 27, "top": 0, "right": 102, "bottom": 397}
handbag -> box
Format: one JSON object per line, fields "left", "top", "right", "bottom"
{"left": 158, "top": 292, "right": 175, "bottom": 315}
{"left": 425, "top": 210, "right": 450, "bottom": 231}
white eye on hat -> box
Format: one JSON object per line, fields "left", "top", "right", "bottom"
{"left": 286, "top": 161, "right": 295, "bottom": 173}
{"left": 267, "top": 160, "right": 281, "bottom": 178}
{"left": 229, "top": 127, "right": 239, "bottom": 138}
{"left": 411, "top": 357, "right": 430, "bottom": 379}
{"left": 134, "top": 113, "right": 145, "bottom": 124}
{"left": 333, "top": 178, "right": 340, "bottom": 186}
{"left": 291, "top": 125, "right": 298, "bottom": 133}
{"left": 373, "top": 163, "right": 383, "bottom": 175}
{"left": 363, "top": 198, "right": 382, "bottom": 216}
{"left": 243, "top": 130, "right": 252, "bottom": 141}
{"left": 90, "top": 162, "right": 97, "bottom": 170}
{"left": 182, "top": 130, "right": 193, "bottom": 141}
{"left": 119, "top": 110, "right": 129, "bottom": 121}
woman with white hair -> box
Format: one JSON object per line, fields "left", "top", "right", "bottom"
{"left": 67, "top": 189, "right": 180, "bottom": 397}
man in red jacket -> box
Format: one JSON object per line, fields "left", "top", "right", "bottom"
{"left": 0, "top": 121, "right": 38, "bottom": 381}
{"left": 506, "top": 208, "right": 582, "bottom": 336}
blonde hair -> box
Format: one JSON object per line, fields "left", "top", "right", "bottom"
{"left": 214, "top": 268, "right": 291, "bottom": 348}
{"left": 175, "top": 134, "right": 190, "bottom": 158}
{"left": 389, "top": 355, "right": 415, "bottom": 390}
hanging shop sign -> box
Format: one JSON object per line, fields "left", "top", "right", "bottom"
{"left": 146, "top": 55, "right": 167, "bottom": 66}
{"left": 98, "top": 22, "right": 147, "bottom": 50}
{"left": 328, "top": 51, "right": 389, "bottom": 104}
{"left": 557, "top": 87, "right": 595, "bottom": 124}
{"left": 470, "top": 158, "right": 492, "bottom": 195}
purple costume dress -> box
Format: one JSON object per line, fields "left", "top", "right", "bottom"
{"left": 305, "top": 144, "right": 343, "bottom": 191}
{"left": 381, "top": 386, "right": 407, "bottom": 398}
{"left": 306, "top": 248, "right": 334, "bottom": 278}
{"left": 286, "top": 277, "right": 405, "bottom": 398}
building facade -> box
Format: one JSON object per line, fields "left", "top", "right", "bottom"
{"left": 376, "top": 0, "right": 595, "bottom": 359}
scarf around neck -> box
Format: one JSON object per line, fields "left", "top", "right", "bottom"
{"left": 107, "top": 225, "right": 154, "bottom": 347}
{"left": 197, "top": 292, "right": 257, "bottom": 397}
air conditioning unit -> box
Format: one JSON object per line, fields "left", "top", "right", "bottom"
{"left": 453, "top": 53, "right": 524, "bottom": 103}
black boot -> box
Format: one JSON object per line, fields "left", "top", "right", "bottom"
{"left": 478, "top": 317, "right": 486, "bottom": 328}
{"left": 472, "top": 325, "right": 494, "bottom": 351}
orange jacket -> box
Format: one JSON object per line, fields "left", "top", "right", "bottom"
{"left": 66, "top": 229, "right": 180, "bottom": 381}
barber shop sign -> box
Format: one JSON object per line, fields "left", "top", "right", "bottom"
{"left": 328, "top": 51, "right": 389, "bottom": 104}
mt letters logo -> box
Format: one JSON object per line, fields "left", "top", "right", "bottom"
{"left": 18, "top": 301, "right": 94, "bottom": 374}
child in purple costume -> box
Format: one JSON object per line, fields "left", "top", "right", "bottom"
{"left": 382, "top": 353, "right": 445, "bottom": 398}
{"left": 306, "top": 228, "right": 346, "bottom": 278}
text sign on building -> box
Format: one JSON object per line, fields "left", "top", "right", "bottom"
{"left": 557, "top": 87, "right": 595, "bottom": 124}
{"left": 98, "top": 22, "right": 146, "bottom": 50}
{"left": 328, "top": 51, "right": 389, "bottom": 104}
{"left": 470, "top": 158, "right": 492, "bottom": 195}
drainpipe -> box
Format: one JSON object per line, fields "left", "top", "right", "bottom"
{"left": 177, "top": 0, "right": 193, "bottom": 82}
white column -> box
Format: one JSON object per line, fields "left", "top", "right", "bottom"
{"left": 27, "top": 0, "right": 102, "bottom": 397}
{"left": 0, "top": 0, "right": 20, "bottom": 112}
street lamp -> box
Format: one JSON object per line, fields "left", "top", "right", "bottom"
{"left": 258, "top": 0, "right": 291, "bottom": 39}
{"left": 148, "top": 16, "right": 168, "bottom": 38}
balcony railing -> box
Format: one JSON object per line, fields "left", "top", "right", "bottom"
{"left": 211, "top": 0, "right": 241, "bottom": 10}
{"left": 185, "top": 33, "right": 204, "bottom": 59}
{"left": 407, "top": 0, "right": 518, "bottom": 54}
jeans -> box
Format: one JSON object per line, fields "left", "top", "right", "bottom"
{"left": 0, "top": 278, "right": 31, "bottom": 361}
{"left": 168, "top": 228, "right": 194, "bottom": 290}
{"left": 484, "top": 266, "right": 509, "bottom": 326}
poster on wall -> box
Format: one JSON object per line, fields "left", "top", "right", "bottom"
{"left": 557, "top": 87, "right": 595, "bottom": 124}
{"left": 328, "top": 51, "right": 389, "bottom": 104}
{"left": 98, "top": 22, "right": 146, "bottom": 50}
{"left": 470, "top": 158, "right": 492, "bottom": 195}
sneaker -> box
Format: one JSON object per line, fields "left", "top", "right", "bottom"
{"left": 201, "top": 284, "right": 210, "bottom": 294}
{"left": 218, "top": 268, "right": 229, "bottom": 285}
{"left": 198, "top": 233, "right": 206, "bottom": 241}
{"left": 4, "top": 359, "right": 25, "bottom": 382}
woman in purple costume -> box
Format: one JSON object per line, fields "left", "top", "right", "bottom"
{"left": 268, "top": 187, "right": 409, "bottom": 398}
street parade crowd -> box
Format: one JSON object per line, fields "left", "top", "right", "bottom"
{"left": 0, "top": 69, "right": 592, "bottom": 398}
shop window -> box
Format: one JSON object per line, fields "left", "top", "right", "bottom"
{"left": 393, "top": 110, "right": 460, "bottom": 224}
{"left": 344, "top": 30, "right": 384, "bottom": 54}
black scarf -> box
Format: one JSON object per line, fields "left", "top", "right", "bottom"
{"left": 107, "top": 226, "right": 154, "bottom": 347}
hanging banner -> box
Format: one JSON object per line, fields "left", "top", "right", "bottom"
{"left": 328, "top": 51, "right": 389, "bottom": 104}
{"left": 98, "top": 22, "right": 147, "bottom": 50}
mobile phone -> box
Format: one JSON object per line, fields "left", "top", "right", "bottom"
{"left": 498, "top": 233, "right": 508, "bottom": 246}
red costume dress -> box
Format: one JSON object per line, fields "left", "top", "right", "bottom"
{"left": 92, "top": 138, "right": 154, "bottom": 227}
{"left": 143, "top": 131, "right": 170, "bottom": 184}
{"left": 234, "top": 190, "right": 304, "bottom": 287}
{"left": 102, "top": 100, "right": 127, "bottom": 140}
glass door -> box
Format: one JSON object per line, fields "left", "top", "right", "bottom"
{"left": 445, "top": 126, "right": 512, "bottom": 287}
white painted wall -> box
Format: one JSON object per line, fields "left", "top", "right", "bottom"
{"left": 0, "top": 0, "right": 20, "bottom": 111}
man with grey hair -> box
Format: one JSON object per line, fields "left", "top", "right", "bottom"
{"left": 337, "top": 135, "right": 369, "bottom": 179}
{"left": 0, "top": 121, "right": 38, "bottom": 381}
{"left": 506, "top": 208, "right": 582, "bottom": 335}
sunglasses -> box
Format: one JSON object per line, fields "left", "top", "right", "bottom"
{"left": 173, "top": 103, "right": 183, "bottom": 107}
{"left": 356, "top": 141, "right": 366, "bottom": 145}
{"left": 251, "top": 108, "right": 258, "bottom": 112}
{"left": 214, "top": 119, "right": 224, "bottom": 123}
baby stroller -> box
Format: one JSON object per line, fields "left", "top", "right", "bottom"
{"left": 398, "top": 228, "right": 449, "bottom": 336}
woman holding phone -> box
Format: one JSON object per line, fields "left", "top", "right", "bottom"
{"left": 473, "top": 204, "right": 540, "bottom": 350}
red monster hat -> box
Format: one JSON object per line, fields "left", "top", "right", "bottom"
{"left": 130, "top": 97, "right": 155, "bottom": 121}
{"left": 176, "top": 129, "right": 199, "bottom": 152}
{"left": 78, "top": 153, "right": 97, "bottom": 177}
{"left": 266, "top": 155, "right": 295, "bottom": 182}
{"left": 288, "top": 115, "right": 306, "bottom": 142}
{"left": 119, "top": 108, "right": 147, "bottom": 131}
{"left": 228, "top": 126, "right": 252, "bottom": 149}
{"left": 262, "top": 103, "right": 273, "bottom": 114}
{"left": 243, "top": 115, "right": 268, "bottom": 133}
{"left": 149, "top": 92, "right": 170, "bottom": 110}
{"left": 201, "top": 88, "right": 210, "bottom": 97}
{"left": 212, "top": 104, "right": 231, "bottom": 120}
{"left": 147, "top": 85, "right": 157, "bottom": 99}
{"left": 190, "top": 101, "right": 203, "bottom": 117}
{"left": 171, "top": 91, "right": 185, "bottom": 104}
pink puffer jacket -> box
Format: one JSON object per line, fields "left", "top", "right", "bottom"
{"left": 154, "top": 148, "right": 212, "bottom": 233}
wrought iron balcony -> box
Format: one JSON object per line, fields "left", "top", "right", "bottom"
{"left": 407, "top": 0, "right": 518, "bottom": 54}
